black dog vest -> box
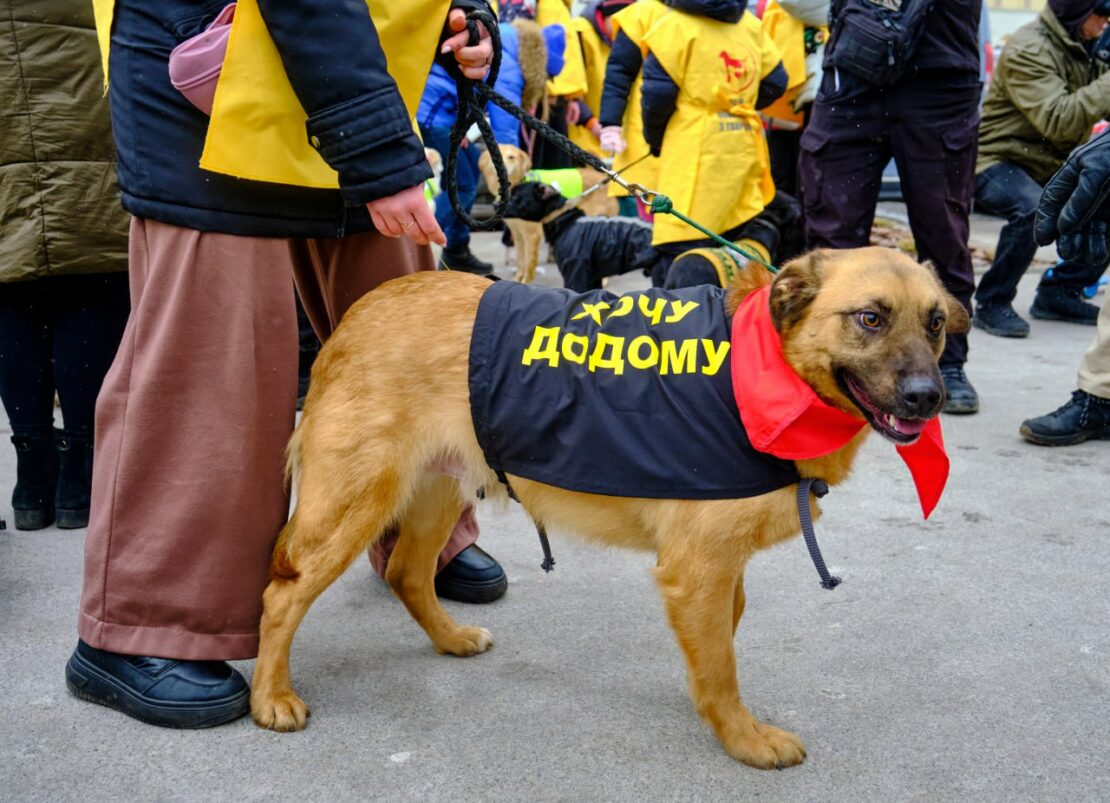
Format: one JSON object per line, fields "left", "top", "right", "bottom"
{"left": 468, "top": 281, "right": 798, "bottom": 499}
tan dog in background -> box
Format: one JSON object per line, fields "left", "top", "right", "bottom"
{"left": 479, "top": 143, "right": 620, "bottom": 283}
{"left": 249, "top": 247, "right": 968, "bottom": 768}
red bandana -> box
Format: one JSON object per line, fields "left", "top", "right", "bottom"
{"left": 730, "top": 285, "right": 949, "bottom": 519}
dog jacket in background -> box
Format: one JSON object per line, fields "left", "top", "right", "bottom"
{"left": 468, "top": 281, "right": 799, "bottom": 499}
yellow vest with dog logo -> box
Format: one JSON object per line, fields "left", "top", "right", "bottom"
{"left": 642, "top": 7, "right": 779, "bottom": 246}
{"left": 566, "top": 17, "right": 609, "bottom": 159}
{"left": 760, "top": 2, "right": 825, "bottom": 130}
{"left": 606, "top": 0, "right": 664, "bottom": 199}
{"left": 92, "top": 0, "right": 449, "bottom": 188}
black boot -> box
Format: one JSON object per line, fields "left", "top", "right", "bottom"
{"left": 441, "top": 244, "right": 494, "bottom": 275}
{"left": 10, "top": 429, "right": 58, "bottom": 530}
{"left": 1019, "top": 390, "right": 1110, "bottom": 446}
{"left": 55, "top": 430, "right": 93, "bottom": 529}
{"left": 1029, "top": 285, "right": 1100, "bottom": 325}
{"left": 940, "top": 364, "right": 980, "bottom": 415}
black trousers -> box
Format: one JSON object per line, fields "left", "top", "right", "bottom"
{"left": 0, "top": 273, "right": 130, "bottom": 436}
{"left": 799, "top": 69, "right": 980, "bottom": 366}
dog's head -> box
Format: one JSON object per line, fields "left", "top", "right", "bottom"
{"left": 478, "top": 144, "right": 532, "bottom": 200}
{"left": 504, "top": 181, "right": 568, "bottom": 221}
{"left": 757, "top": 247, "right": 970, "bottom": 444}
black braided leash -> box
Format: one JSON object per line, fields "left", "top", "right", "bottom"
{"left": 797, "top": 478, "right": 841, "bottom": 590}
{"left": 444, "top": 9, "right": 616, "bottom": 231}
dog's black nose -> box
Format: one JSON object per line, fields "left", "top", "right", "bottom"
{"left": 898, "top": 375, "right": 943, "bottom": 416}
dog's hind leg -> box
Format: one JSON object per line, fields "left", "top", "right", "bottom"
{"left": 251, "top": 467, "right": 408, "bottom": 732}
{"left": 385, "top": 474, "right": 493, "bottom": 657}
{"left": 655, "top": 539, "right": 806, "bottom": 768}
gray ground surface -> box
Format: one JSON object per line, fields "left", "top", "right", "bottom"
{"left": 2, "top": 223, "right": 1108, "bottom": 802}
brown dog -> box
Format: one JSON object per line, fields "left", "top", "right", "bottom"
{"left": 478, "top": 143, "right": 619, "bottom": 283}
{"left": 250, "top": 247, "right": 968, "bottom": 768}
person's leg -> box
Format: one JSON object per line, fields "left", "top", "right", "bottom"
{"left": 50, "top": 272, "right": 131, "bottom": 528}
{"left": 78, "top": 218, "right": 298, "bottom": 659}
{"left": 0, "top": 280, "right": 59, "bottom": 529}
{"left": 798, "top": 75, "right": 888, "bottom": 250}
{"left": 1020, "top": 299, "right": 1110, "bottom": 445}
{"left": 970, "top": 162, "right": 1039, "bottom": 336}
{"left": 889, "top": 77, "right": 980, "bottom": 413}
{"left": 290, "top": 228, "right": 504, "bottom": 602}
{"left": 1031, "top": 252, "right": 1104, "bottom": 325}
{"left": 422, "top": 126, "right": 492, "bottom": 274}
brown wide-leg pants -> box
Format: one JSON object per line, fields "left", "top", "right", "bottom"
{"left": 79, "top": 218, "right": 477, "bottom": 660}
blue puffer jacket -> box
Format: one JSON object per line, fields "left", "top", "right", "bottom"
{"left": 417, "top": 21, "right": 566, "bottom": 149}
{"left": 108, "top": 0, "right": 487, "bottom": 239}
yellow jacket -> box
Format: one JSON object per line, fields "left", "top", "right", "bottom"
{"left": 566, "top": 17, "right": 610, "bottom": 158}
{"left": 759, "top": 1, "right": 825, "bottom": 129}
{"left": 605, "top": 0, "right": 664, "bottom": 198}
{"left": 92, "top": 0, "right": 450, "bottom": 188}
{"left": 643, "top": 7, "right": 780, "bottom": 246}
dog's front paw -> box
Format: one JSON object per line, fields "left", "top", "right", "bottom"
{"left": 433, "top": 626, "right": 493, "bottom": 657}
{"left": 252, "top": 689, "right": 310, "bottom": 732}
{"left": 721, "top": 719, "right": 806, "bottom": 769}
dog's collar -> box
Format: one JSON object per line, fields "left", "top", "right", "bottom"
{"left": 730, "top": 286, "right": 950, "bottom": 519}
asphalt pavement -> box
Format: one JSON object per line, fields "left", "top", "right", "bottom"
{"left": 1, "top": 221, "right": 1108, "bottom": 802}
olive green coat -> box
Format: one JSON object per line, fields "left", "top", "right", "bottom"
{"left": 976, "top": 8, "right": 1110, "bottom": 185}
{"left": 0, "top": 0, "right": 128, "bottom": 283}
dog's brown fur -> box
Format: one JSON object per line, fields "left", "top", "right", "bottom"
{"left": 251, "top": 247, "right": 969, "bottom": 768}
{"left": 478, "top": 143, "right": 619, "bottom": 283}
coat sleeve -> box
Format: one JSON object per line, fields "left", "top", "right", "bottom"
{"left": 1003, "top": 45, "right": 1110, "bottom": 150}
{"left": 640, "top": 51, "right": 680, "bottom": 156}
{"left": 257, "top": 0, "right": 490, "bottom": 204}
{"left": 599, "top": 31, "right": 644, "bottom": 127}
{"left": 755, "top": 26, "right": 787, "bottom": 109}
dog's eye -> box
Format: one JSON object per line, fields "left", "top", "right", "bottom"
{"left": 928, "top": 314, "right": 946, "bottom": 335}
{"left": 856, "top": 311, "right": 882, "bottom": 330}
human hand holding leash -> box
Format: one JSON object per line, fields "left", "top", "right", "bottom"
{"left": 600, "top": 125, "right": 626, "bottom": 155}
{"left": 1036, "top": 130, "right": 1110, "bottom": 267}
{"left": 441, "top": 8, "right": 494, "bottom": 79}
{"left": 367, "top": 185, "right": 446, "bottom": 246}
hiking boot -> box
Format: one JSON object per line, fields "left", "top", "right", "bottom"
{"left": 55, "top": 430, "right": 93, "bottom": 529}
{"left": 972, "top": 304, "right": 1030, "bottom": 338}
{"left": 940, "top": 364, "right": 979, "bottom": 415}
{"left": 1019, "top": 390, "right": 1110, "bottom": 446}
{"left": 441, "top": 245, "right": 494, "bottom": 275}
{"left": 10, "top": 430, "right": 58, "bottom": 530}
{"left": 1029, "top": 285, "right": 1099, "bottom": 325}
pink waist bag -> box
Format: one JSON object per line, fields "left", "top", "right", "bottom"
{"left": 168, "top": 3, "right": 236, "bottom": 115}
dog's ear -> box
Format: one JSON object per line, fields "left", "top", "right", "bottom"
{"left": 920, "top": 260, "right": 970, "bottom": 334}
{"left": 944, "top": 292, "right": 971, "bottom": 334}
{"left": 769, "top": 251, "right": 825, "bottom": 332}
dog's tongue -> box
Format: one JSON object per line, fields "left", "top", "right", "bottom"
{"left": 889, "top": 416, "right": 929, "bottom": 436}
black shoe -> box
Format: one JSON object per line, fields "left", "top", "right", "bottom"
{"left": 972, "top": 304, "right": 1030, "bottom": 338}
{"left": 55, "top": 430, "right": 92, "bottom": 529}
{"left": 66, "top": 640, "right": 250, "bottom": 728}
{"left": 1029, "top": 285, "right": 1099, "bottom": 325}
{"left": 441, "top": 245, "right": 494, "bottom": 275}
{"left": 1019, "top": 390, "right": 1110, "bottom": 446}
{"left": 941, "top": 364, "right": 979, "bottom": 414}
{"left": 435, "top": 544, "right": 508, "bottom": 604}
{"left": 10, "top": 429, "right": 58, "bottom": 530}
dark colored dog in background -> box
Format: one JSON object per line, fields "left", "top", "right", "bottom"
{"left": 503, "top": 182, "right": 659, "bottom": 291}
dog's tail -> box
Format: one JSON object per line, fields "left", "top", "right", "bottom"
{"left": 270, "top": 427, "right": 305, "bottom": 582}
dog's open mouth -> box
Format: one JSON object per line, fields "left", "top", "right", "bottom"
{"left": 838, "top": 371, "right": 928, "bottom": 445}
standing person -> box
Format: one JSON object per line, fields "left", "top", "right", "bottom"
{"left": 564, "top": 0, "right": 636, "bottom": 158}
{"left": 972, "top": 0, "right": 1110, "bottom": 338}
{"left": 67, "top": 0, "right": 503, "bottom": 729}
{"left": 1022, "top": 131, "right": 1110, "bottom": 445}
{"left": 622, "top": 0, "right": 787, "bottom": 283}
{"left": 799, "top": 0, "right": 984, "bottom": 414}
{"left": 0, "top": 0, "right": 130, "bottom": 531}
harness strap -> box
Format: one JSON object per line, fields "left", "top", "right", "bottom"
{"left": 493, "top": 470, "right": 557, "bottom": 573}
{"left": 797, "top": 477, "right": 840, "bottom": 590}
